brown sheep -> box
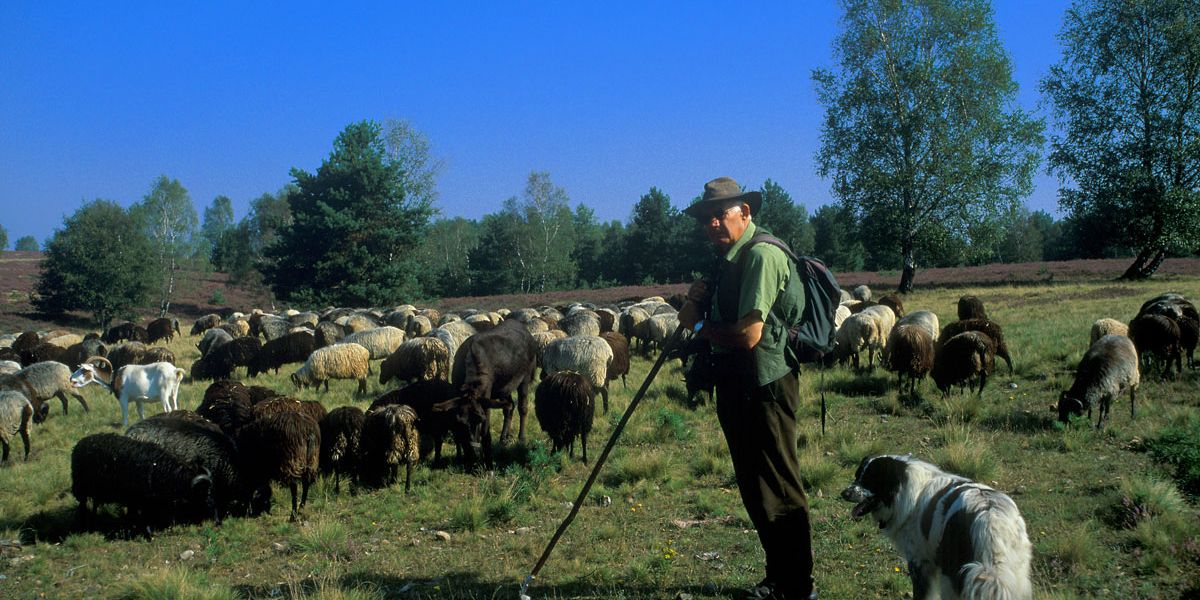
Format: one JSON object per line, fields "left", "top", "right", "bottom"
{"left": 358, "top": 404, "right": 420, "bottom": 492}
{"left": 939, "top": 319, "right": 1013, "bottom": 374}
{"left": 884, "top": 324, "right": 934, "bottom": 395}
{"left": 932, "top": 331, "right": 996, "bottom": 396}
{"left": 236, "top": 411, "right": 321, "bottom": 521}
{"left": 957, "top": 295, "right": 988, "bottom": 320}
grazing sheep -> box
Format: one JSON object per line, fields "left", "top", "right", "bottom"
{"left": 126, "top": 412, "right": 255, "bottom": 519}
{"left": 1058, "top": 334, "right": 1140, "bottom": 428}
{"left": 939, "top": 319, "right": 1013, "bottom": 374}
{"left": 884, "top": 324, "right": 935, "bottom": 395}
{"left": 71, "top": 432, "right": 216, "bottom": 531}
{"left": 191, "top": 336, "right": 261, "bottom": 381}
{"left": 236, "top": 411, "right": 321, "bottom": 521}
{"left": 290, "top": 343, "right": 371, "bottom": 395}
{"left": 560, "top": 311, "right": 601, "bottom": 337}
{"left": 143, "top": 347, "right": 176, "bottom": 366}
{"left": 196, "top": 395, "right": 254, "bottom": 437}
{"left": 358, "top": 404, "right": 421, "bottom": 492}
{"left": 369, "top": 379, "right": 461, "bottom": 464}
{"left": 107, "top": 341, "right": 150, "bottom": 372}
{"left": 252, "top": 397, "right": 328, "bottom": 426}
{"left": 1090, "top": 318, "right": 1129, "bottom": 346}
{"left": 248, "top": 331, "right": 316, "bottom": 378}
{"left": 1, "top": 361, "right": 89, "bottom": 423}
{"left": 343, "top": 313, "right": 379, "bottom": 334}
{"left": 619, "top": 306, "right": 652, "bottom": 352}
{"left": 1128, "top": 314, "right": 1182, "bottom": 377}
{"left": 931, "top": 331, "right": 996, "bottom": 395}
{"left": 643, "top": 313, "right": 681, "bottom": 354}
{"left": 313, "top": 321, "right": 345, "bottom": 348}
{"left": 0, "top": 390, "right": 33, "bottom": 462}
{"left": 432, "top": 320, "right": 477, "bottom": 365}
{"left": 197, "top": 328, "right": 234, "bottom": 358}
{"left": 319, "top": 406, "right": 365, "bottom": 493}
{"left": 146, "top": 318, "right": 177, "bottom": 344}
{"left": 103, "top": 322, "right": 149, "bottom": 345}
{"left": 379, "top": 337, "right": 451, "bottom": 386}
{"left": 257, "top": 315, "right": 292, "bottom": 341}
{"left": 61, "top": 338, "right": 107, "bottom": 371}
{"left": 200, "top": 380, "right": 251, "bottom": 409}
{"left": 957, "top": 295, "right": 988, "bottom": 321}
{"left": 1137, "top": 293, "right": 1199, "bottom": 369}
{"left": 535, "top": 371, "right": 595, "bottom": 463}
{"left": 599, "top": 331, "right": 630, "bottom": 391}
{"left": 852, "top": 285, "right": 871, "bottom": 302}
{"left": 896, "top": 310, "right": 940, "bottom": 342}
{"left": 835, "top": 312, "right": 885, "bottom": 370}
{"left": 406, "top": 315, "right": 433, "bottom": 338}
{"left": 191, "top": 314, "right": 222, "bottom": 336}
{"left": 541, "top": 335, "right": 614, "bottom": 413}
{"left": 877, "top": 293, "right": 905, "bottom": 318}
{"left": 19, "top": 341, "right": 68, "bottom": 367}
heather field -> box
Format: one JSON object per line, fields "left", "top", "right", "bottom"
{"left": 0, "top": 261, "right": 1198, "bottom": 599}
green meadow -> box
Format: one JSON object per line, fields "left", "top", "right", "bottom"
{"left": 1, "top": 276, "right": 1198, "bottom": 599}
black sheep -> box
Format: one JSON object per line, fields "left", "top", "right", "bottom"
{"left": 358, "top": 404, "right": 420, "bottom": 492}
{"left": 71, "top": 432, "right": 216, "bottom": 534}
{"left": 1128, "top": 314, "right": 1182, "bottom": 377}
{"left": 248, "top": 331, "right": 316, "bottom": 377}
{"left": 192, "top": 336, "right": 262, "bottom": 381}
{"left": 103, "top": 322, "right": 149, "bottom": 345}
{"left": 534, "top": 371, "right": 595, "bottom": 463}
{"left": 370, "top": 379, "right": 462, "bottom": 464}
{"left": 146, "top": 317, "right": 177, "bottom": 345}
{"left": 126, "top": 411, "right": 260, "bottom": 519}
{"left": 957, "top": 295, "right": 988, "bottom": 321}
{"left": 236, "top": 411, "right": 320, "bottom": 521}
{"left": 939, "top": 318, "right": 1013, "bottom": 374}
{"left": 932, "top": 331, "right": 996, "bottom": 395}
{"left": 319, "top": 406, "right": 365, "bottom": 493}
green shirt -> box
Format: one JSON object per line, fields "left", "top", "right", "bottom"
{"left": 712, "top": 221, "right": 803, "bottom": 386}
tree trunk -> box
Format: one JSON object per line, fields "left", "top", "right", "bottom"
{"left": 897, "top": 236, "right": 917, "bottom": 293}
{"left": 1123, "top": 246, "right": 1167, "bottom": 280}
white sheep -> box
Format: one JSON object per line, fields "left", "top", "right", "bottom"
{"left": 835, "top": 312, "right": 884, "bottom": 370}
{"left": 342, "top": 326, "right": 406, "bottom": 360}
{"left": 852, "top": 284, "right": 872, "bottom": 302}
{"left": 1090, "top": 318, "right": 1129, "bottom": 346}
{"left": 541, "top": 335, "right": 614, "bottom": 412}
{"left": 644, "top": 313, "right": 681, "bottom": 353}
{"left": 432, "top": 320, "right": 477, "bottom": 364}
{"left": 291, "top": 343, "right": 372, "bottom": 395}
{"left": 0, "top": 360, "right": 21, "bottom": 376}
{"left": 379, "top": 337, "right": 450, "bottom": 385}
{"left": 1059, "top": 334, "right": 1140, "bottom": 428}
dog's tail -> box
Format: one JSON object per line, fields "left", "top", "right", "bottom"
{"left": 960, "top": 502, "right": 1033, "bottom": 600}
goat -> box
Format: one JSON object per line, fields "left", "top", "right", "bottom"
{"left": 71, "top": 356, "right": 187, "bottom": 426}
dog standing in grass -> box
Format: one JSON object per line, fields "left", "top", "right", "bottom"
{"left": 841, "top": 455, "right": 1032, "bottom": 599}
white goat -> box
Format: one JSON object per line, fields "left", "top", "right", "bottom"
{"left": 70, "top": 357, "right": 187, "bottom": 426}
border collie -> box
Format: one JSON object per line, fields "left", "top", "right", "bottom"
{"left": 841, "top": 455, "right": 1032, "bottom": 600}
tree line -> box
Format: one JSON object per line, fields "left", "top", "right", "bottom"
{"left": 23, "top": 0, "right": 1200, "bottom": 326}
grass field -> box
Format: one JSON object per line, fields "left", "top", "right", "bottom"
{"left": 1, "top": 276, "right": 1199, "bottom": 599}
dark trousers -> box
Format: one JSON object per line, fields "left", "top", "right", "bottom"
{"left": 715, "top": 368, "right": 814, "bottom": 596}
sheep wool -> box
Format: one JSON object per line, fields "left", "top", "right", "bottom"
{"left": 884, "top": 324, "right": 935, "bottom": 395}
{"left": 541, "top": 335, "right": 613, "bottom": 413}
{"left": 1090, "top": 318, "right": 1129, "bottom": 346}
{"left": 291, "top": 343, "right": 371, "bottom": 394}
{"left": 379, "top": 337, "right": 451, "bottom": 385}
{"left": 359, "top": 404, "right": 421, "bottom": 492}
{"left": 535, "top": 370, "right": 595, "bottom": 462}
{"left": 0, "top": 390, "right": 33, "bottom": 461}
{"left": 1059, "top": 334, "right": 1140, "bottom": 428}
{"left": 932, "top": 331, "right": 996, "bottom": 395}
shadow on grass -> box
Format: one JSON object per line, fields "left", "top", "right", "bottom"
{"left": 826, "top": 373, "right": 891, "bottom": 397}
{"left": 4, "top": 505, "right": 188, "bottom": 544}
{"left": 980, "top": 409, "right": 1058, "bottom": 433}
{"left": 324, "top": 570, "right": 733, "bottom": 600}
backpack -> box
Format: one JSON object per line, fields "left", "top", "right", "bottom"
{"left": 745, "top": 233, "right": 842, "bottom": 369}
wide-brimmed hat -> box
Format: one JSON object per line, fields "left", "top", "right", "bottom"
{"left": 682, "top": 177, "right": 762, "bottom": 220}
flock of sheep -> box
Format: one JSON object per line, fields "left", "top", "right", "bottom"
{"left": 0, "top": 284, "right": 1195, "bottom": 535}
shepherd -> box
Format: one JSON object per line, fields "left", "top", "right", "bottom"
{"left": 678, "top": 176, "right": 817, "bottom": 600}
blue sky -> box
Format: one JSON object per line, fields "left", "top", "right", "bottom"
{"left": 1, "top": 1, "right": 1070, "bottom": 246}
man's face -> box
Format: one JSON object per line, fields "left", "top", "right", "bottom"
{"left": 699, "top": 202, "right": 750, "bottom": 249}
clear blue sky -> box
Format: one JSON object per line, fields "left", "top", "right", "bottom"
{"left": 1, "top": 1, "right": 1070, "bottom": 247}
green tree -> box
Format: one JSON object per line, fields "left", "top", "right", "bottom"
{"left": 570, "top": 205, "right": 606, "bottom": 288}
{"left": 131, "top": 175, "right": 200, "bottom": 317}
{"left": 624, "top": 188, "right": 685, "bottom": 284}
{"left": 202, "top": 195, "right": 235, "bottom": 267}
{"left": 262, "top": 120, "right": 433, "bottom": 306}
{"left": 14, "top": 236, "right": 38, "bottom": 252}
{"left": 0, "top": 224, "right": 7, "bottom": 252}
{"left": 34, "top": 200, "right": 153, "bottom": 327}
{"left": 520, "top": 172, "right": 577, "bottom": 292}
{"left": 756, "top": 179, "right": 815, "bottom": 255}
{"left": 468, "top": 206, "right": 526, "bottom": 294}
{"left": 384, "top": 118, "right": 444, "bottom": 211}
{"left": 416, "top": 217, "right": 480, "bottom": 298}
{"left": 994, "top": 207, "right": 1046, "bottom": 264}
{"left": 814, "top": 0, "right": 1044, "bottom": 291}
{"left": 811, "top": 204, "right": 866, "bottom": 272}
{"left": 1042, "top": 0, "right": 1200, "bottom": 279}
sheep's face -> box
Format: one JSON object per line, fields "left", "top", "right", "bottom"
{"left": 1057, "top": 391, "right": 1086, "bottom": 423}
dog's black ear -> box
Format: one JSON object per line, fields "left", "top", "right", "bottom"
{"left": 860, "top": 455, "right": 909, "bottom": 502}
{"left": 854, "top": 455, "right": 875, "bottom": 481}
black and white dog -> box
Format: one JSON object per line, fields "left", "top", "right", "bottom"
{"left": 841, "top": 455, "right": 1032, "bottom": 600}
